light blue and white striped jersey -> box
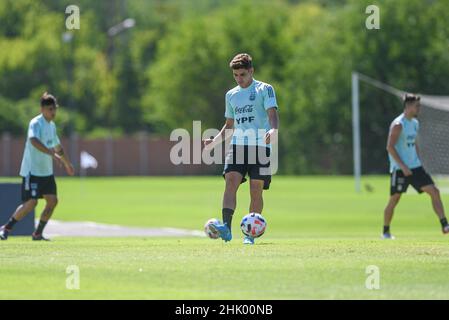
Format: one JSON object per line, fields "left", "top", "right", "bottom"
{"left": 225, "top": 79, "right": 278, "bottom": 147}
{"left": 20, "top": 114, "right": 61, "bottom": 177}
{"left": 388, "top": 113, "right": 422, "bottom": 173}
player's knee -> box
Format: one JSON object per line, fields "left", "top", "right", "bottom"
{"left": 250, "top": 184, "right": 263, "bottom": 198}
{"left": 249, "top": 180, "right": 260, "bottom": 187}
{"left": 28, "top": 199, "right": 38, "bottom": 209}
{"left": 423, "top": 185, "right": 437, "bottom": 196}
{"left": 391, "top": 194, "right": 401, "bottom": 205}
{"left": 47, "top": 197, "right": 58, "bottom": 209}
{"left": 429, "top": 186, "right": 440, "bottom": 198}
{"left": 224, "top": 183, "right": 237, "bottom": 195}
{"left": 225, "top": 177, "right": 241, "bottom": 191}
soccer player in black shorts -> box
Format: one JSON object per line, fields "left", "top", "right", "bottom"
{"left": 383, "top": 94, "right": 449, "bottom": 239}
{"left": 203, "top": 53, "right": 279, "bottom": 244}
{"left": 0, "top": 92, "right": 75, "bottom": 241}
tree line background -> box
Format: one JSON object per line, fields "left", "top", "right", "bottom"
{"left": 0, "top": 0, "right": 448, "bottom": 174}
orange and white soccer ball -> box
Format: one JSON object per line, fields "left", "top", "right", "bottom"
{"left": 240, "top": 213, "right": 267, "bottom": 238}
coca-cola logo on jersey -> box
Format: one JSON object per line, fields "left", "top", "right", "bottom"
{"left": 235, "top": 104, "right": 253, "bottom": 115}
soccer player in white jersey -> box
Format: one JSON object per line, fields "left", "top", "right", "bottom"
{"left": 383, "top": 93, "right": 449, "bottom": 239}
{"left": 203, "top": 53, "right": 279, "bottom": 245}
{"left": 0, "top": 92, "right": 75, "bottom": 241}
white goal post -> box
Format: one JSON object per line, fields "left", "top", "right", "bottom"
{"left": 351, "top": 71, "right": 449, "bottom": 193}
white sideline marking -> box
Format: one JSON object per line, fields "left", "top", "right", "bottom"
{"left": 439, "top": 187, "right": 449, "bottom": 194}
{"left": 40, "top": 220, "right": 205, "bottom": 238}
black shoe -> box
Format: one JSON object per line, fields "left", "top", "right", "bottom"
{"left": 32, "top": 233, "right": 51, "bottom": 241}
{"left": 0, "top": 226, "right": 10, "bottom": 240}
{"left": 443, "top": 225, "right": 449, "bottom": 235}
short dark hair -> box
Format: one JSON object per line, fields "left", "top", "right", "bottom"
{"left": 229, "top": 53, "right": 253, "bottom": 70}
{"left": 403, "top": 93, "right": 420, "bottom": 108}
{"left": 40, "top": 92, "right": 58, "bottom": 108}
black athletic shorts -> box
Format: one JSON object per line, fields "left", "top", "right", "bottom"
{"left": 223, "top": 145, "right": 272, "bottom": 190}
{"left": 21, "top": 175, "right": 57, "bottom": 202}
{"left": 390, "top": 166, "right": 434, "bottom": 196}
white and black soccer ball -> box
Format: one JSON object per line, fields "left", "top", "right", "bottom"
{"left": 240, "top": 213, "right": 267, "bottom": 238}
{"left": 204, "top": 218, "right": 220, "bottom": 239}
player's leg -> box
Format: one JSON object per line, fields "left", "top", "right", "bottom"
{"left": 0, "top": 199, "right": 38, "bottom": 240}
{"left": 244, "top": 146, "right": 271, "bottom": 244}
{"left": 383, "top": 169, "right": 408, "bottom": 239}
{"left": 383, "top": 193, "right": 402, "bottom": 239}
{"left": 248, "top": 146, "right": 271, "bottom": 213}
{"left": 223, "top": 172, "right": 242, "bottom": 213}
{"left": 421, "top": 184, "right": 449, "bottom": 233}
{"left": 214, "top": 171, "right": 242, "bottom": 241}
{"left": 222, "top": 171, "right": 243, "bottom": 229}
{"left": 210, "top": 171, "right": 243, "bottom": 242}
{"left": 0, "top": 175, "right": 41, "bottom": 240}
{"left": 249, "top": 179, "right": 264, "bottom": 213}
{"left": 32, "top": 194, "right": 58, "bottom": 241}
{"left": 242, "top": 179, "right": 265, "bottom": 245}
{"left": 410, "top": 167, "right": 449, "bottom": 233}
{"left": 32, "top": 175, "right": 57, "bottom": 241}
{"left": 210, "top": 144, "right": 248, "bottom": 242}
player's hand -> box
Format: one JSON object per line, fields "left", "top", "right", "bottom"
{"left": 402, "top": 167, "right": 413, "bottom": 176}
{"left": 65, "top": 163, "right": 75, "bottom": 176}
{"left": 264, "top": 129, "right": 277, "bottom": 144}
{"left": 203, "top": 138, "right": 215, "bottom": 151}
{"left": 51, "top": 150, "right": 63, "bottom": 167}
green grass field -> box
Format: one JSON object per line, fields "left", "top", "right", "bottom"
{"left": 1, "top": 176, "right": 449, "bottom": 299}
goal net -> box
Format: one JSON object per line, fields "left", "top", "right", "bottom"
{"left": 352, "top": 72, "right": 449, "bottom": 193}
{"left": 418, "top": 95, "right": 449, "bottom": 192}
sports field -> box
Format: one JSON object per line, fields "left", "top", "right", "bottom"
{"left": 1, "top": 176, "right": 449, "bottom": 299}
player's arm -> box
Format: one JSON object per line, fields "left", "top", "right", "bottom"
{"left": 415, "top": 142, "right": 421, "bottom": 159}
{"left": 54, "top": 144, "right": 75, "bottom": 176}
{"left": 264, "top": 107, "right": 279, "bottom": 144}
{"left": 386, "top": 123, "right": 412, "bottom": 176}
{"left": 28, "top": 121, "right": 61, "bottom": 159}
{"left": 30, "top": 138, "right": 69, "bottom": 171}
{"left": 30, "top": 137, "right": 61, "bottom": 160}
{"left": 203, "top": 118, "right": 234, "bottom": 150}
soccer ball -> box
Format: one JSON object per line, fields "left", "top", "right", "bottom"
{"left": 240, "top": 213, "right": 267, "bottom": 238}
{"left": 204, "top": 218, "right": 220, "bottom": 239}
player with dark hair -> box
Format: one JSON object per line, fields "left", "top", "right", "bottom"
{"left": 0, "top": 92, "right": 75, "bottom": 241}
{"left": 203, "top": 53, "right": 279, "bottom": 245}
{"left": 383, "top": 93, "right": 449, "bottom": 239}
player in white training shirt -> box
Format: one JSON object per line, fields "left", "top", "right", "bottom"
{"left": 203, "top": 53, "right": 279, "bottom": 245}
{"left": 0, "top": 92, "right": 75, "bottom": 241}
{"left": 383, "top": 94, "right": 449, "bottom": 239}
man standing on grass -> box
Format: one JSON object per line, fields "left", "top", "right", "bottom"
{"left": 0, "top": 92, "right": 75, "bottom": 241}
{"left": 203, "top": 53, "right": 279, "bottom": 245}
{"left": 383, "top": 93, "right": 449, "bottom": 239}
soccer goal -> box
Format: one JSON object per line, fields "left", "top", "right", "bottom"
{"left": 352, "top": 72, "right": 449, "bottom": 193}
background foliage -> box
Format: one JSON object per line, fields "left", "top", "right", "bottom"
{"left": 1, "top": 0, "right": 448, "bottom": 173}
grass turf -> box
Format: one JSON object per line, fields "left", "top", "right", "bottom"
{"left": 0, "top": 176, "right": 449, "bottom": 299}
